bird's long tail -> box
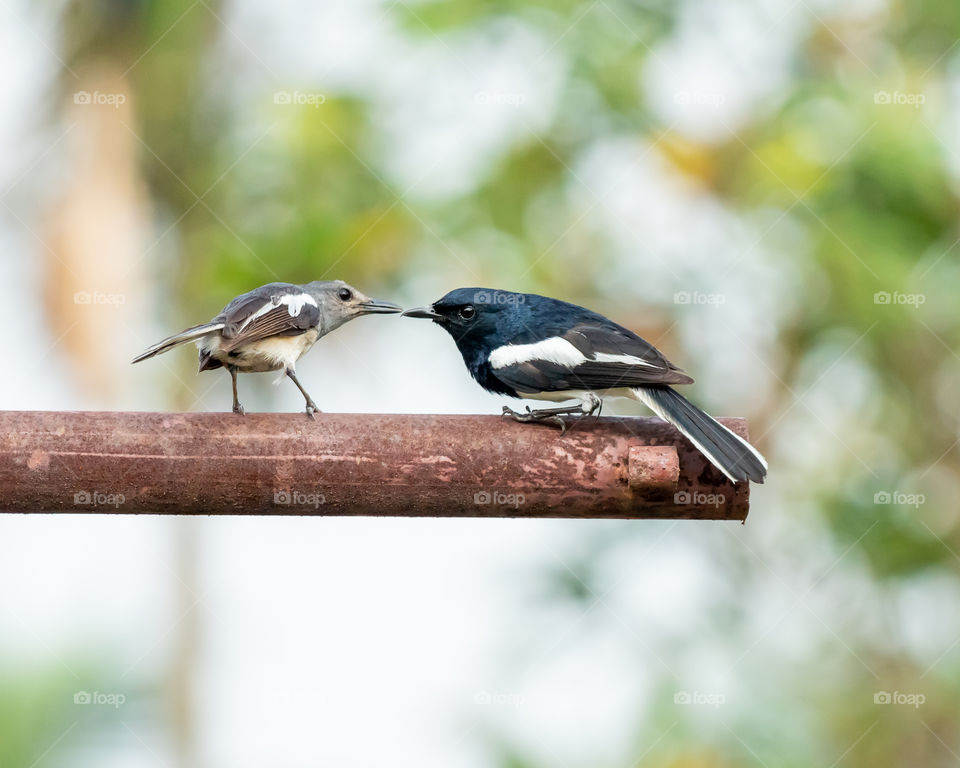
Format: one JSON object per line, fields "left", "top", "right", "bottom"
{"left": 630, "top": 386, "right": 767, "bottom": 484}
{"left": 131, "top": 322, "right": 224, "bottom": 364}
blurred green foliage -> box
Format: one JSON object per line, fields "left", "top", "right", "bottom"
{"left": 0, "top": 666, "right": 80, "bottom": 767}
{"left": 0, "top": 662, "right": 141, "bottom": 767}
{"left": 46, "top": 0, "right": 960, "bottom": 765}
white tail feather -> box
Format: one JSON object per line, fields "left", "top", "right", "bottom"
{"left": 629, "top": 387, "right": 767, "bottom": 484}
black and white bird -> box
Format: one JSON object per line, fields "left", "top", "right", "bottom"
{"left": 403, "top": 288, "right": 767, "bottom": 484}
{"left": 133, "top": 280, "right": 402, "bottom": 416}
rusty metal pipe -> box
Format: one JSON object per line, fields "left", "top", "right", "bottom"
{"left": 0, "top": 411, "right": 751, "bottom": 519}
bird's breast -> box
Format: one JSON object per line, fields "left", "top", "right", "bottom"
{"left": 469, "top": 358, "right": 518, "bottom": 397}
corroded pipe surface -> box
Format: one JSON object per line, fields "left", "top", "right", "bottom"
{"left": 0, "top": 411, "right": 751, "bottom": 519}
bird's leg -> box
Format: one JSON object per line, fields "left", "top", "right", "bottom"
{"left": 229, "top": 366, "right": 245, "bottom": 415}
{"left": 501, "top": 394, "right": 603, "bottom": 435}
{"left": 285, "top": 368, "right": 321, "bottom": 419}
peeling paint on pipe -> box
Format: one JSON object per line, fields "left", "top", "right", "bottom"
{"left": 0, "top": 412, "right": 752, "bottom": 520}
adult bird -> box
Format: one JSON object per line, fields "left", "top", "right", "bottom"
{"left": 133, "top": 280, "right": 402, "bottom": 416}
{"left": 403, "top": 288, "right": 766, "bottom": 483}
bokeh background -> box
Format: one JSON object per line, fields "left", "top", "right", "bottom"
{"left": 1, "top": 0, "right": 958, "bottom": 765}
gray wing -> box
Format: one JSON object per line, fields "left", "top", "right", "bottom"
{"left": 217, "top": 283, "right": 321, "bottom": 352}
{"left": 493, "top": 322, "right": 694, "bottom": 394}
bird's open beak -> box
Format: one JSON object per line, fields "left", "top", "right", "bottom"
{"left": 359, "top": 298, "right": 404, "bottom": 315}
{"left": 401, "top": 306, "right": 443, "bottom": 320}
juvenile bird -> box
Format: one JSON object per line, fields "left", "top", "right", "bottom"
{"left": 403, "top": 288, "right": 767, "bottom": 483}
{"left": 133, "top": 280, "right": 401, "bottom": 416}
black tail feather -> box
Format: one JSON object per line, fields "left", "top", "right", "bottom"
{"left": 632, "top": 386, "right": 767, "bottom": 484}
{"left": 131, "top": 322, "right": 224, "bottom": 364}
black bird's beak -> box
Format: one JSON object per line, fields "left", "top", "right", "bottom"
{"left": 402, "top": 306, "right": 443, "bottom": 320}
{"left": 359, "top": 299, "right": 404, "bottom": 315}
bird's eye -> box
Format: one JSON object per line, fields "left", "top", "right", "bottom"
{"left": 459, "top": 305, "right": 476, "bottom": 320}
{"left": 338, "top": 288, "right": 352, "bottom": 301}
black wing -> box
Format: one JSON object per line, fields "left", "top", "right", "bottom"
{"left": 492, "top": 322, "right": 693, "bottom": 395}
{"left": 217, "top": 283, "right": 320, "bottom": 352}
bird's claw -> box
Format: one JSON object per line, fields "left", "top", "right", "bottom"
{"left": 233, "top": 404, "right": 245, "bottom": 416}
{"left": 501, "top": 405, "right": 568, "bottom": 434}
{"left": 548, "top": 415, "right": 568, "bottom": 435}
{"left": 304, "top": 402, "right": 321, "bottom": 420}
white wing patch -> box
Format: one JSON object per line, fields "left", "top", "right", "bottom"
{"left": 489, "top": 337, "right": 657, "bottom": 370}
{"left": 239, "top": 292, "right": 317, "bottom": 332}
{"left": 489, "top": 337, "right": 587, "bottom": 369}
{"left": 593, "top": 352, "right": 656, "bottom": 367}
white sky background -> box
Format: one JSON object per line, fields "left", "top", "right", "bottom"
{"left": 0, "top": 0, "right": 929, "bottom": 765}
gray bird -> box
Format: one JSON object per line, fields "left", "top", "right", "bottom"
{"left": 132, "top": 280, "right": 402, "bottom": 416}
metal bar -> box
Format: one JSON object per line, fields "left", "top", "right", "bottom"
{"left": 0, "top": 411, "right": 751, "bottom": 519}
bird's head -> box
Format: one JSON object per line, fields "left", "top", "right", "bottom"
{"left": 306, "top": 280, "right": 403, "bottom": 332}
{"left": 402, "top": 288, "right": 529, "bottom": 353}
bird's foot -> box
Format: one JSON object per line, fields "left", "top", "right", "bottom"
{"left": 233, "top": 403, "right": 246, "bottom": 415}
{"left": 501, "top": 405, "right": 569, "bottom": 434}
{"left": 304, "top": 401, "right": 321, "bottom": 420}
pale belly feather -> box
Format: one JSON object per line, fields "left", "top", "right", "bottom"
{"left": 199, "top": 329, "right": 320, "bottom": 373}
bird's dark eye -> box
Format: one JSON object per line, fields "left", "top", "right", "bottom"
{"left": 459, "top": 305, "right": 476, "bottom": 320}
{"left": 338, "top": 288, "right": 352, "bottom": 301}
